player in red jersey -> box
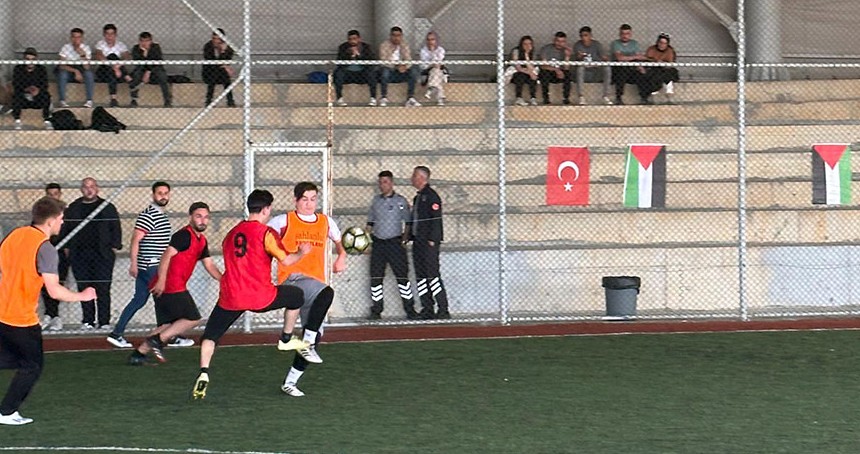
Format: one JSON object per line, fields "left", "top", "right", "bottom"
{"left": 192, "top": 190, "right": 309, "bottom": 399}
{"left": 128, "top": 202, "right": 222, "bottom": 366}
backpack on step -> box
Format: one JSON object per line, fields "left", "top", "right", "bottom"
{"left": 90, "top": 106, "right": 126, "bottom": 133}
{"left": 49, "top": 109, "right": 85, "bottom": 130}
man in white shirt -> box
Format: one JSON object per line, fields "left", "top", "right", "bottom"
{"left": 94, "top": 24, "right": 131, "bottom": 108}
{"left": 58, "top": 28, "right": 95, "bottom": 108}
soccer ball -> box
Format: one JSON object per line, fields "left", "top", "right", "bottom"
{"left": 342, "top": 227, "right": 372, "bottom": 255}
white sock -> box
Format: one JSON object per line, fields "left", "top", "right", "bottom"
{"left": 302, "top": 329, "right": 318, "bottom": 344}
{"left": 285, "top": 367, "right": 304, "bottom": 385}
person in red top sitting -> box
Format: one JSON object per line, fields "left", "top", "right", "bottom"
{"left": 192, "top": 190, "right": 310, "bottom": 399}
{"left": 128, "top": 202, "right": 223, "bottom": 366}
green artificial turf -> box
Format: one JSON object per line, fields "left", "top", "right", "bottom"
{"left": 1, "top": 331, "right": 859, "bottom": 453}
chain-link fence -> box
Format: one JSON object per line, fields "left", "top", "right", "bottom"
{"left": 0, "top": 0, "right": 858, "bottom": 335}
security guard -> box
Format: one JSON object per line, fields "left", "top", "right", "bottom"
{"left": 366, "top": 171, "right": 417, "bottom": 320}
{"left": 409, "top": 166, "right": 450, "bottom": 319}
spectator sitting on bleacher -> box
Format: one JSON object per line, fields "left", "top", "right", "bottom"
{"left": 58, "top": 27, "right": 95, "bottom": 108}
{"left": 419, "top": 31, "right": 446, "bottom": 106}
{"left": 94, "top": 24, "right": 132, "bottom": 108}
{"left": 12, "top": 48, "right": 51, "bottom": 130}
{"left": 638, "top": 33, "right": 679, "bottom": 105}
{"left": 202, "top": 28, "right": 235, "bottom": 107}
{"left": 130, "top": 32, "right": 172, "bottom": 108}
{"left": 610, "top": 23, "right": 645, "bottom": 105}
{"left": 573, "top": 26, "right": 613, "bottom": 106}
{"left": 334, "top": 30, "right": 378, "bottom": 107}
{"left": 538, "top": 32, "right": 572, "bottom": 105}
{"left": 378, "top": 26, "right": 421, "bottom": 107}
{"left": 509, "top": 35, "right": 538, "bottom": 106}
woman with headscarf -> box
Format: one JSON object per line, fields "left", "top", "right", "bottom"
{"left": 420, "top": 31, "right": 447, "bottom": 106}
{"left": 638, "top": 33, "right": 679, "bottom": 104}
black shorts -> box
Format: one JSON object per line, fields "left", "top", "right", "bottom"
{"left": 201, "top": 285, "right": 304, "bottom": 343}
{"left": 154, "top": 290, "right": 202, "bottom": 326}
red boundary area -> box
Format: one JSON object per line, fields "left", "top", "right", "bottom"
{"left": 44, "top": 317, "right": 860, "bottom": 352}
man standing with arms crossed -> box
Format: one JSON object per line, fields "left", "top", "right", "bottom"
{"left": 0, "top": 197, "right": 96, "bottom": 425}
{"left": 128, "top": 202, "right": 222, "bottom": 365}
{"left": 192, "top": 190, "right": 309, "bottom": 399}
{"left": 269, "top": 182, "right": 347, "bottom": 397}
{"left": 366, "top": 171, "right": 417, "bottom": 320}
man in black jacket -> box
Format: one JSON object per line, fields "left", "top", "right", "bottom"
{"left": 334, "top": 30, "right": 378, "bottom": 107}
{"left": 202, "top": 28, "right": 235, "bottom": 107}
{"left": 409, "top": 166, "right": 450, "bottom": 319}
{"left": 129, "top": 32, "right": 171, "bottom": 107}
{"left": 61, "top": 178, "right": 123, "bottom": 330}
{"left": 12, "top": 48, "right": 51, "bottom": 130}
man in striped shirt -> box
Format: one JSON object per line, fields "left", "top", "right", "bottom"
{"left": 107, "top": 181, "right": 173, "bottom": 348}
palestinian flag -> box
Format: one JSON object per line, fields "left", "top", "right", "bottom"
{"left": 812, "top": 144, "right": 851, "bottom": 205}
{"left": 623, "top": 144, "right": 666, "bottom": 208}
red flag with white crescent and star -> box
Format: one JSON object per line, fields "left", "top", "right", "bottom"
{"left": 546, "top": 146, "right": 590, "bottom": 206}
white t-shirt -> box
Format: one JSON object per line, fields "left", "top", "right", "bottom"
{"left": 59, "top": 43, "right": 92, "bottom": 61}
{"left": 267, "top": 212, "right": 342, "bottom": 242}
{"left": 390, "top": 47, "right": 401, "bottom": 61}
{"left": 420, "top": 46, "right": 446, "bottom": 69}
{"left": 95, "top": 40, "right": 129, "bottom": 58}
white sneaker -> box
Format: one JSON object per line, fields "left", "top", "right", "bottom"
{"left": 578, "top": 96, "right": 587, "bottom": 106}
{"left": 43, "top": 120, "right": 53, "bottom": 130}
{"left": 81, "top": 323, "right": 96, "bottom": 331}
{"left": 298, "top": 344, "right": 323, "bottom": 364}
{"left": 529, "top": 97, "right": 538, "bottom": 106}
{"left": 368, "top": 97, "right": 377, "bottom": 107}
{"left": 405, "top": 97, "right": 421, "bottom": 107}
{"left": 49, "top": 316, "right": 63, "bottom": 331}
{"left": 40, "top": 315, "right": 52, "bottom": 329}
{"left": 83, "top": 100, "right": 93, "bottom": 108}
{"left": 168, "top": 336, "right": 195, "bottom": 347}
{"left": 281, "top": 382, "right": 305, "bottom": 397}
{"left": 514, "top": 97, "right": 527, "bottom": 106}
{"left": 0, "top": 411, "right": 33, "bottom": 425}
{"left": 98, "top": 324, "right": 112, "bottom": 332}
{"left": 106, "top": 334, "right": 132, "bottom": 348}
{"left": 59, "top": 101, "right": 69, "bottom": 108}
{"left": 424, "top": 88, "right": 433, "bottom": 100}
{"left": 336, "top": 97, "right": 347, "bottom": 107}
{"left": 437, "top": 98, "right": 445, "bottom": 106}
{"left": 379, "top": 97, "right": 388, "bottom": 107}
{"left": 603, "top": 96, "right": 614, "bottom": 105}
{"left": 13, "top": 119, "right": 22, "bottom": 130}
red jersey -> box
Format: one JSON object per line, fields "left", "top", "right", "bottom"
{"left": 149, "top": 225, "right": 209, "bottom": 294}
{"left": 218, "top": 220, "right": 286, "bottom": 311}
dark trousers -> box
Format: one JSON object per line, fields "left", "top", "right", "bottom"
{"left": 637, "top": 67, "right": 680, "bottom": 99}
{"left": 95, "top": 65, "right": 129, "bottom": 96}
{"left": 12, "top": 92, "right": 51, "bottom": 120}
{"left": 0, "top": 323, "right": 43, "bottom": 415}
{"left": 70, "top": 250, "right": 115, "bottom": 326}
{"left": 412, "top": 240, "right": 449, "bottom": 315}
{"left": 511, "top": 72, "right": 537, "bottom": 98}
{"left": 334, "top": 66, "right": 377, "bottom": 98}
{"left": 369, "top": 237, "right": 415, "bottom": 316}
{"left": 612, "top": 66, "right": 642, "bottom": 98}
{"left": 203, "top": 68, "right": 234, "bottom": 105}
{"left": 130, "top": 66, "right": 171, "bottom": 104}
{"left": 538, "top": 69, "right": 571, "bottom": 102}
{"left": 40, "top": 252, "right": 70, "bottom": 318}
{"left": 380, "top": 66, "right": 420, "bottom": 98}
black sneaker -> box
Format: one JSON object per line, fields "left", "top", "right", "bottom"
{"left": 405, "top": 311, "right": 420, "bottom": 320}
{"left": 542, "top": 98, "right": 551, "bottom": 105}
{"left": 109, "top": 99, "right": 119, "bottom": 108}
{"left": 418, "top": 310, "right": 436, "bottom": 320}
{"left": 615, "top": 96, "right": 624, "bottom": 105}
{"left": 227, "top": 100, "right": 237, "bottom": 108}
{"left": 367, "top": 312, "right": 382, "bottom": 320}
{"left": 436, "top": 311, "right": 451, "bottom": 320}
{"left": 128, "top": 351, "right": 154, "bottom": 366}
{"left": 163, "top": 100, "right": 172, "bottom": 108}
{"left": 146, "top": 335, "right": 166, "bottom": 363}
{"left": 562, "top": 98, "right": 571, "bottom": 105}
{"left": 130, "top": 99, "right": 138, "bottom": 108}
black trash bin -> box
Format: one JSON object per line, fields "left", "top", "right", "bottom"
{"left": 602, "top": 276, "right": 641, "bottom": 319}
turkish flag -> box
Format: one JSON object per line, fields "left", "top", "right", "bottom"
{"left": 546, "top": 146, "right": 590, "bottom": 205}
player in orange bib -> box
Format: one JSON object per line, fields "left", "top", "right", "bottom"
{"left": 192, "top": 190, "right": 310, "bottom": 399}
{"left": 267, "top": 182, "right": 347, "bottom": 397}
{"left": 0, "top": 197, "right": 96, "bottom": 425}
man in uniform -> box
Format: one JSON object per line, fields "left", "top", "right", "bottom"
{"left": 0, "top": 197, "right": 96, "bottom": 425}
{"left": 129, "top": 202, "right": 222, "bottom": 365}
{"left": 192, "top": 190, "right": 309, "bottom": 399}
{"left": 365, "top": 170, "right": 417, "bottom": 320}
{"left": 409, "top": 166, "right": 450, "bottom": 319}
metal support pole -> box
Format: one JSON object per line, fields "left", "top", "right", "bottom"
{"left": 375, "top": 0, "right": 415, "bottom": 49}
{"left": 746, "top": 0, "right": 788, "bottom": 80}
{"left": 242, "top": 0, "right": 254, "bottom": 334}
{"left": 736, "top": 0, "right": 749, "bottom": 321}
{"left": 496, "top": 0, "right": 509, "bottom": 325}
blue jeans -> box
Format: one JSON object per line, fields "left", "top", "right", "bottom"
{"left": 57, "top": 67, "right": 95, "bottom": 102}
{"left": 379, "top": 66, "right": 419, "bottom": 98}
{"left": 112, "top": 265, "right": 157, "bottom": 336}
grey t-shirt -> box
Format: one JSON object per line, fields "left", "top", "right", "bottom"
{"left": 573, "top": 40, "right": 605, "bottom": 61}
{"left": 37, "top": 241, "right": 59, "bottom": 275}
{"left": 539, "top": 44, "right": 569, "bottom": 67}
{"left": 367, "top": 192, "right": 411, "bottom": 240}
